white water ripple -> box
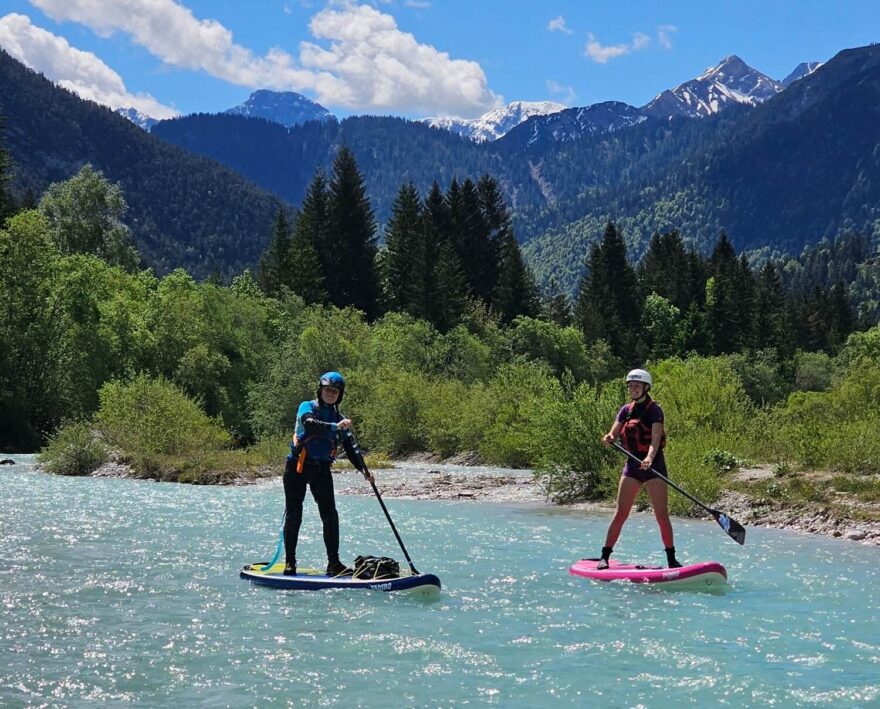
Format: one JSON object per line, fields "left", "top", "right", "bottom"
{"left": 0, "top": 459, "right": 878, "bottom": 706}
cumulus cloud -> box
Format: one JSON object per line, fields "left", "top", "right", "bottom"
{"left": 29, "top": 0, "right": 500, "bottom": 116}
{"left": 584, "top": 31, "right": 651, "bottom": 64}
{"left": 657, "top": 24, "right": 677, "bottom": 50}
{"left": 547, "top": 16, "right": 573, "bottom": 35}
{"left": 0, "top": 13, "right": 178, "bottom": 117}
{"left": 546, "top": 79, "right": 575, "bottom": 105}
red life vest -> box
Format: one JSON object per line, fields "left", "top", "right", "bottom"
{"left": 620, "top": 397, "right": 666, "bottom": 457}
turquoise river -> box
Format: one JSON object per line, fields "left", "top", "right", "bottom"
{"left": 1, "top": 456, "right": 878, "bottom": 707}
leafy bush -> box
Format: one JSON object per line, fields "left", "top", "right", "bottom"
{"left": 793, "top": 351, "right": 835, "bottom": 392}
{"left": 421, "top": 378, "right": 484, "bottom": 457}
{"left": 39, "top": 420, "right": 108, "bottom": 476}
{"left": 702, "top": 448, "right": 743, "bottom": 474}
{"left": 345, "top": 367, "right": 429, "bottom": 455}
{"left": 663, "top": 435, "right": 723, "bottom": 516}
{"left": 478, "top": 360, "right": 563, "bottom": 467}
{"left": 533, "top": 381, "right": 621, "bottom": 502}
{"left": 652, "top": 356, "right": 754, "bottom": 436}
{"left": 96, "top": 374, "right": 229, "bottom": 469}
{"left": 727, "top": 349, "right": 790, "bottom": 407}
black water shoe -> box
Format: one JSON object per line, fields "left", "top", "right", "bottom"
{"left": 665, "top": 547, "right": 683, "bottom": 568}
{"left": 282, "top": 562, "right": 297, "bottom": 576}
{"left": 326, "top": 560, "right": 354, "bottom": 577}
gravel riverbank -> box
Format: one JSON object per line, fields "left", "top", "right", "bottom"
{"left": 34, "top": 454, "right": 880, "bottom": 547}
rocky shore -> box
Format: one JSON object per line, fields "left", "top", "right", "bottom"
{"left": 334, "top": 459, "right": 880, "bottom": 547}
{"left": 36, "top": 454, "right": 880, "bottom": 546}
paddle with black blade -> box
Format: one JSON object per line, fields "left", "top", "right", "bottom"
{"left": 342, "top": 430, "right": 420, "bottom": 574}
{"left": 611, "top": 441, "right": 746, "bottom": 545}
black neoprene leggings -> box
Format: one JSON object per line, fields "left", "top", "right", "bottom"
{"left": 283, "top": 458, "right": 340, "bottom": 565}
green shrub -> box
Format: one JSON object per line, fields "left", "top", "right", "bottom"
{"left": 421, "top": 378, "right": 483, "bottom": 457}
{"left": 794, "top": 351, "right": 835, "bottom": 392}
{"left": 478, "top": 360, "right": 563, "bottom": 468}
{"left": 533, "top": 381, "right": 621, "bottom": 502}
{"left": 344, "top": 368, "right": 429, "bottom": 455}
{"left": 727, "top": 349, "right": 790, "bottom": 407}
{"left": 652, "top": 356, "right": 754, "bottom": 436}
{"left": 702, "top": 448, "right": 743, "bottom": 474}
{"left": 96, "top": 374, "right": 229, "bottom": 467}
{"left": 764, "top": 360, "right": 880, "bottom": 472}
{"left": 39, "top": 420, "right": 108, "bottom": 476}
{"left": 663, "top": 435, "right": 723, "bottom": 516}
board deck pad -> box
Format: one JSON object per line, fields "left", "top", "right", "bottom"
{"left": 569, "top": 558, "right": 728, "bottom": 589}
{"left": 240, "top": 562, "right": 441, "bottom": 596}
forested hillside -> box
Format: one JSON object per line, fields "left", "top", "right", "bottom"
{"left": 0, "top": 49, "right": 281, "bottom": 279}
{"left": 153, "top": 113, "right": 540, "bottom": 224}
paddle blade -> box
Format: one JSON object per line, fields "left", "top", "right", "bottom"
{"left": 713, "top": 510, "right": 747, "bottom": 545}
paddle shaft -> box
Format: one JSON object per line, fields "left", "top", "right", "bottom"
{"left": 343, "top": 430, "right": 420, "bottom": 574}
{"left": 610, "top": 440, "right": 746, "bottom": 545}
{"left": 363, "top": 459, "right": 419, "bottom": 575}
{"left": 611, "top": 441, "right": 716, "bottom": 516}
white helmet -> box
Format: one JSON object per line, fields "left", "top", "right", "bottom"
{"left": 625, "top": 368, "right": 652, "bottom": 390}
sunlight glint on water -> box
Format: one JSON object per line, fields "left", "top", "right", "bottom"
{"left": 1, "top": 459, "right": 878, "bottom": 707}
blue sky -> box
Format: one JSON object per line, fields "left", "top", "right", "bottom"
{"left": 1, "top": 0, "right": 878, "bottom": 120}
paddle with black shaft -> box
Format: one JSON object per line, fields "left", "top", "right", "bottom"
{"left": 611, "top": 440, "right": 746, "bottom": 545}
{"left": 342, "top": 430, "right": 420, "bottom": 574}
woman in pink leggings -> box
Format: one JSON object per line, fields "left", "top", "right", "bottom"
{"left": 597, "top": 368, "right": 682, "bottom": 569}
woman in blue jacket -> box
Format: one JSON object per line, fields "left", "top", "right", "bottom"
{"left": 283, "top": 371, "right": 371, "bottom": 577}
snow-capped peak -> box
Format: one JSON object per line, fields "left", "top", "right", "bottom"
{"left": 781, "top": 61, "right": 823, "bottom": 87}
{"left": 643, "top": 55, "right": 784, "bottom": 119}
{"left": 423, "top": 100, "right": 566, "bottom": 142}
{"left": 116, "top": 107, "right": 159, "bottom": 131}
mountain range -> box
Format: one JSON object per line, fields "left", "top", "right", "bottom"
{"left": 118, "top": 54, "right": 806, "bottom": 143}
{"left": 3, "top": 44, "right": 879, "bottom": 295}
{"left": 422, "top": 100, "right": 566, "bottom": 142}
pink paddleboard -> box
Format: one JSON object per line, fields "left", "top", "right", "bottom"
{"left": 569, "top": 558, "right": 728, "bottom": 589}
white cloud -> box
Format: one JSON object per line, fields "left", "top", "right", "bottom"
{"left": 657, "top": 24, "right": 677, "bottom": 50}
{"left": 547, "top": 16, "right": 572, "bottom": 35}
{"left": 546, "top": 79, "right": 575, "bottom": 105}
{"left": 403, "top": 0, "right": 432, "bottom": 7}
{"left": 0, "top": 13, "right": 178, "bottom": 118}
{"left": 632, "top": 32, "right": 650, "bottom": 51}
{"left": 584, "top": 31, "right": 651, "bottom": 64}
{"left": 30, "top": 0, "right": 499, "bottom": 116}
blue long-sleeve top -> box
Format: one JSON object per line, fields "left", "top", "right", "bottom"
{"left": 291, "top": 400, "right": 361, "bottom": 467}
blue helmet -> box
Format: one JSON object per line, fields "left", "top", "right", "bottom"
{"left": 318, "top": 371, "right": 345, "bottom": 404}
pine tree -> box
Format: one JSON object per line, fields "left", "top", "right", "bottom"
{"left": 706, "top": 232, "right": 744, "bottom": 354}
{"left": 575, "top": 221, "right": 640, "bottom": 358}
{"left": 544, "top": 277, "right": 573, "bottom": 327}
{"left": 827, "top": 281, "right": 854, "bottom": 350}
{"left": 382, "top": 182, "right": 424, "bottom": 315}
{"left": 448, "top": 177, "right": 494, "bottom": 302}
{"left": 431, "top": 240, "right": 468, "bottom": 331}
{"left": 754, "top": 262, "right": 790, "bottom": 355}
{"left": 476, "top": 174, "right": 506, "bottom": 300}
{"left": 257, "top": 208, "right": 292, "bottom": 297}
{"left": 423, "top": 182, "right": 465, "bottom": 329}
{"left": 288, "top": 170, "right": 330, "bottom": 304}
{"left": 327, "top": 147, "right": 381, "bottom": 318}
{"left": 638, "top": 230, "right": 704, "bottom": 311}
{"left": 493, "top": 228, "right": 539, "bottom": 323}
